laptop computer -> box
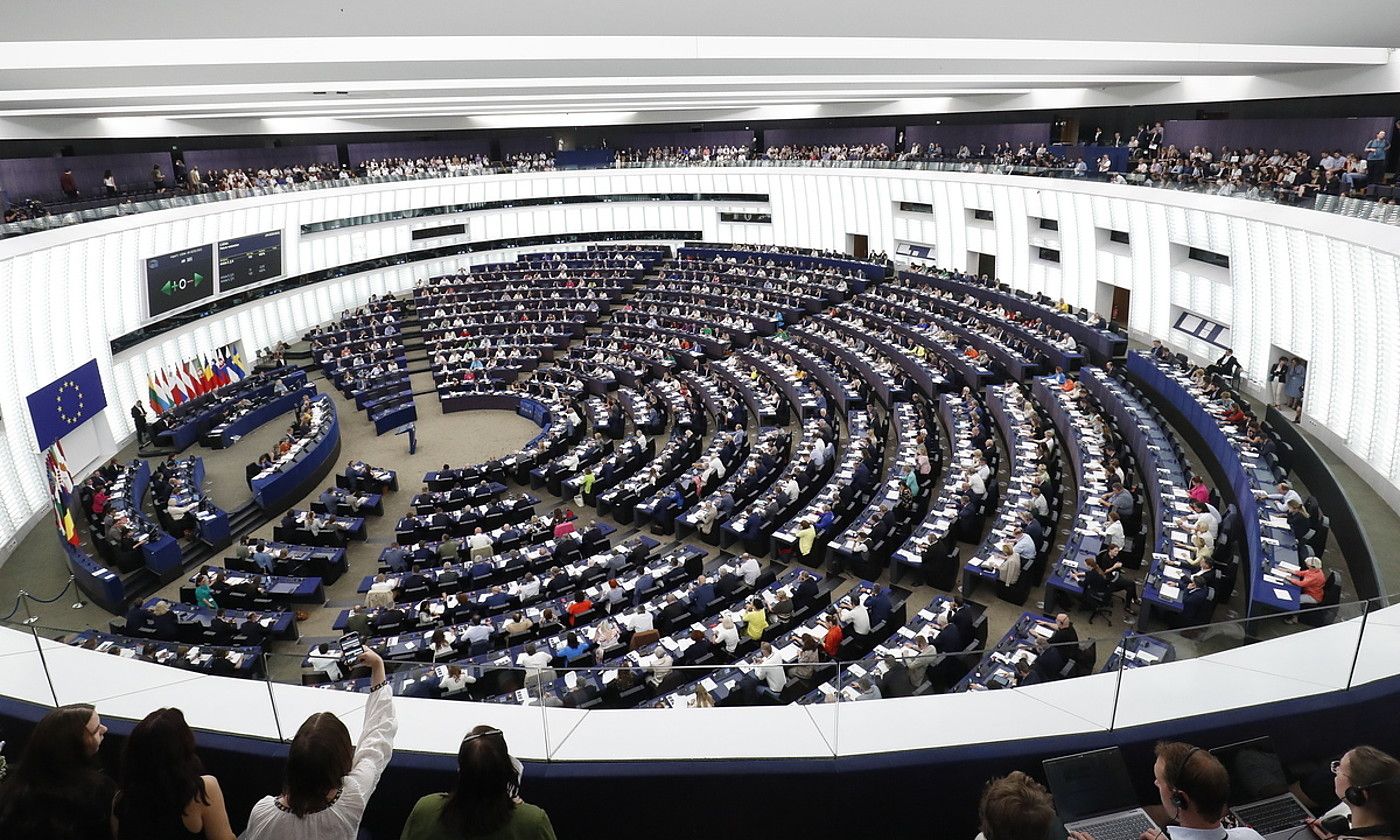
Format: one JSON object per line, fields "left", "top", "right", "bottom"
{"left": 1044, "top": 748, "right": 1158, "bottom": 840}
{"left": 1211, "top": 736, "right": 1313, "bottom": 840}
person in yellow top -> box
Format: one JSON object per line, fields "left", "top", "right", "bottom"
{"left": 742, "top": 599, "right": 769, "bottom": 641}
{"left": 795, "top": 519, "right": 817, "bottom": 556}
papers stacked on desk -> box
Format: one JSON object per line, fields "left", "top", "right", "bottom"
{"left": 1160, "top": 583, "right": 1181, "bottom": 601}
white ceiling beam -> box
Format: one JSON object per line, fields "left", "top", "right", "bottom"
{"left": 0, "top": 36, "right": 1384, "bottom": 69}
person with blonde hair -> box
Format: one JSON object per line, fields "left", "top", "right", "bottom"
{"left": 689, "top": 684, "right": 716, "bottom": 708}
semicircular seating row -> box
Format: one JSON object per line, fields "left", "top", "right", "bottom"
{"left": 91, "top": 242, "right": 1334, "bottom": 709}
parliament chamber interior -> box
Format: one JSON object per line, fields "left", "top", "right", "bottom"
{"left": 3, "top": 4, "right": 1400, "bottom": 839}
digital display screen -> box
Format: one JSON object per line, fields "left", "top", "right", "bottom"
{"left": 145, "top": 245, "right": 215, "bottom": 318}
{"left": 217, "top": 230, "right": 283, "bottom": 291}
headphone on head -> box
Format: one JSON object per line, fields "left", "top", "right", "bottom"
{"left": 1170, "top": 746, "right": 1203, "bottom": 814}
{"left": 1346, "top": 774, "right": 1400, "bottom": 807}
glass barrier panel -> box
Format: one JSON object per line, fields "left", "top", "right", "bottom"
{"left": 526, "top": 662, "right": 840, "bottom": 760}
{"left": 828, "top": 627, "right": 1121, "bottom": 757}
{"left": 1348, "top": 599, "right": 1400, "bottom": 688}
{"left": 1111, "top": 599, "right": 1369, "bottom": 730}
{"left": 263, "top": 648, "right": 552, "bottom": 760}
{"left": 0, "top": 621, "right": 61, "bottom": 708}
{"left": 29, "top": 619, "right": 285, "bottom": 741}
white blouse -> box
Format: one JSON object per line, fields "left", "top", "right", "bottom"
{"left": 240, "top": 684, "right": 397, "bottom": 840}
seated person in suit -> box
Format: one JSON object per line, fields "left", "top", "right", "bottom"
{"left": 225, "top": 575, "right": 265, "bottom": 599}
{"left": 630, "top": 570, "right": 656, "bottom": 605}
{"left": 482, "top": 586, "right": 512, "bottom": 610}
{"left": 793, "top": 571, "right": 818, "bottom": 606}
{"left": 381, "top": 544, "right": 410, "bottom": 573}
{"left": 1029, "top": 637, "right": 1066, "bottom": 682}
{"left": 580, "top": 519, "right": 605, "bottom": 547}
{"left": 149, "top": 600, "right": 180, "bottom": 640}
{"left": 398, "top": 565, "right": 427, "bottom": 594}
{"left": 878, "top": 654, "right": 918, "bottom": 698}
{"left": 657, "top": 594, "right": 690, "bottom": 629}
{"left": 682, "top": 628, "right": 714, "bottom": 664}
{"left": 1180, "top": 571, "right": 1213, "bottom": 622}
{"left": 865, "top": 587, "right": 892, "bottom": 626}
{"left": 848, "top": 677, "right": 881, "bottom": 701}
{"left": 239, "top": 613, "right": 268, "bottom": 647}
{"left": 739, "top": 509, "right": 765, "bottom": 542}
{"left": 901, "top": 635, "right": 939, "bottom": 687}
{"left": 931, "top": 614, "right": 965, "bottom": 654}
{"left": 1285, "top": 499, "right": 1313, "bottom": 542}
{"left": 1042, "top": 613, "right": 1078, "bottom": 647}
{"left": 371, "top": 605, "right": 408, "bottom": 633}
{"left": 343, "top": 604, "right": 372, "bottom": 638}
{"left": 950, "top": 596, "right": 977, "bottom": 636}
{"left": 124, "top": 601, "right": 152, "bottom": 633}
{"left": 207, "top": 649, "right": 238, "bottom": 677}
{"left": 209, "top": 608, "right": 238, "bottom": 642}
{"left": 688, "top": 575, "right": 716, "bottom": 617}
{"left": 436, "top": 561, "right": 460, "bottom": 587}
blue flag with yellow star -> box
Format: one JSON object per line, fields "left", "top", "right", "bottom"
{"left": 27, "top": 359, "right": 107, "bottom": 450}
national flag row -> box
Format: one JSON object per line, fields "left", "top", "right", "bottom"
{"left": 45, "top": 441, "right": 80, "bottom": 547}
{"left": 145, "top": 345, "right": 247, "bottom": 415}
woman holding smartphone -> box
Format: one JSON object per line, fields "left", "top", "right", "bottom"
{"left": 241, "top": 649, "right": 396, "bottom": 840}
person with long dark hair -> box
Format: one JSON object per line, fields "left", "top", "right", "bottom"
{"left": 113, "top": 708, "right": 235, "bottom": 840}
{"left": 400, "top": 725, "right": 555, "bottom": 839}
{"left": 241, "top": 649, "right": 396, "bottom": 840}
{"left": 0, "top": 702, "right": 114, "bottom": 840}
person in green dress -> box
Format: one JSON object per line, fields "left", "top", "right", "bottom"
{"left": 400, "top": 726, "right": 555, "bottom": 840}
{"left": 194, "top": 574, "right": 217, "bottom": 609}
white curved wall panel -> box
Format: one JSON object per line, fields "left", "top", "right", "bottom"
{"left": 0, "top": 167, "right": 1398, "bottom": 556}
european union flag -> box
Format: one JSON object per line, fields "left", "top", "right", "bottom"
{"left": 28, "top": 359, "right": 107, "bottom": 450}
